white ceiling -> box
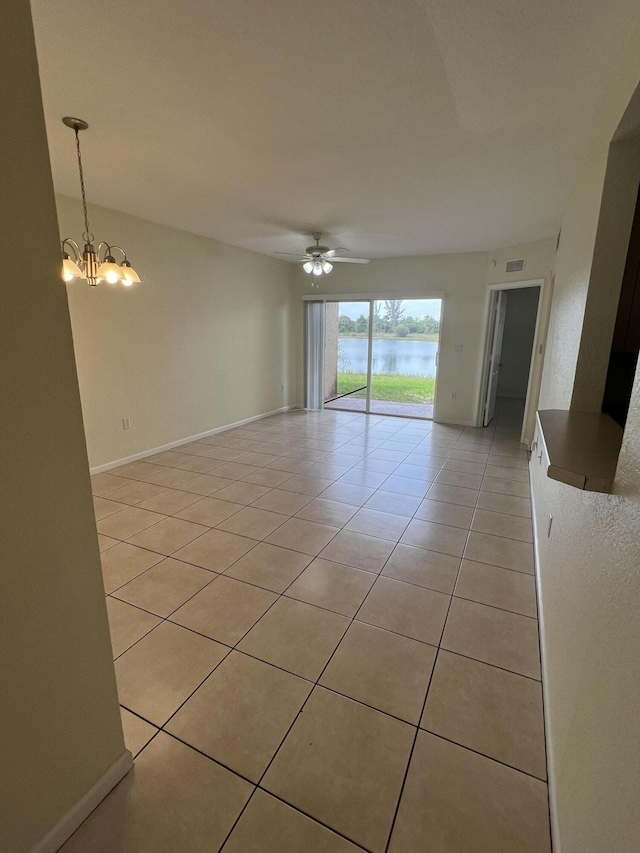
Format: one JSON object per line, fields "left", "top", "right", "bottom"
{"left": 32, "top": 0, "right": 639, "bottom": 259}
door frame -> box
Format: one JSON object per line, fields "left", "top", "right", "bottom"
{"left": 483, "top": 290, "right": 508, "bottom": 427}
{"left": 476, "top": 278, "right": 550, "bottom": 445}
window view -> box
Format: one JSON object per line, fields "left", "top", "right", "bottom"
{"left": 324, "top": 298, "right": 441, "bottom": 418}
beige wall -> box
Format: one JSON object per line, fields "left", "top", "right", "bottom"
{"left": 485, "top": 237, "right": 556, "bottom": 288}
{"left": 0, "top": 2, "right": 127, "bottom": 851}
{"left": 534, "top": 22, "right": 640, "bottom": 853}
{"left": 56, "top": 196, "right": 297, "bottom": 469}
{"left": 295, "top": 238, "right": 554, "bottom": 426}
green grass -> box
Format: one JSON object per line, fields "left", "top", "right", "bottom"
{"left": 337, "top": 372, "right": 435, "bottom": 404}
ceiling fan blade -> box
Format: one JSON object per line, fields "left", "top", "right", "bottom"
{"left": 275, "top": 252, "right": 311, "bottom": 258}
{"left": 324, "top": 248, "right": 352, "bottom": 258}
{"left": 331, "top": 257, "right": 370, "bottom": 264}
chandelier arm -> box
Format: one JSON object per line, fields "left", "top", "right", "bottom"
{"left": 61, "top": 238, "right": 82, "bottom": 262}
{"left": 97, "top": 241, "right": 112, "bottom": 261}
{"left": 104, "top": 245, "right": 128, "bottom": 262}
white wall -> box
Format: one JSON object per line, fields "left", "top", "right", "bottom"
{"left": 1, "top": 3, "right": 127, "bottom": 851}
{"left": 497, "top": 287, "right": 540, "bottom": 398}
{"left": 295, "top": 238, "right": 554, "bottom": 426}
{"left": 534, "top": 21, "right": 640, "bottom": 853}
{"left": 57, "top": 196, "right": 297, "bottom": 468}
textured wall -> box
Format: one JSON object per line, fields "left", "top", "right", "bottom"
{"left": 534, "top": 21, "right": 640, "bottom": 853}
{"left": 57, "top": 196, "right": 298, "bottom": 468}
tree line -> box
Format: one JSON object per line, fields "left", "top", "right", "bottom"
{"left": 338, "top": 300, "right": 440, "bottom": 337}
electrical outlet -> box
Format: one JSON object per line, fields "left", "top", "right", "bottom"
{"left": 122, "top": 417, "right": 131, "bottom": 430}
{"left": 451, "top": 392, "right": 457, "bottom": 400}
{"left": 455, "top": 344, "right": 463, "bottom": 352}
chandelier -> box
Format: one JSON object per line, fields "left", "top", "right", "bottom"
{"left": 60, "top": 117, "right": 141, "bottom": 288}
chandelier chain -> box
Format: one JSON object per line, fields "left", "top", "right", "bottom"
{"left": 74, "top": 128, "right": 93, "bottom": 243}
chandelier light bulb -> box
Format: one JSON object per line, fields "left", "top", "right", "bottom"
{"left": 62, "top": 255, "right": 84, "bottom": 282}
{"left": 97, "top": 260, "right": 123, "bottom": 284}
{"left": 120, "top": 262, "right": 141, "bottom": 285}
{"left": 322, "top": 260, "right": 333, "bottom": 274}
{"left": 313, "top": 261, "right": 323, "bottom": 276}
{"left": 303, "top": 261, "right": 314, "bottom": 274}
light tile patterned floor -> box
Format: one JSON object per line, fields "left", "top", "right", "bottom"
{"left": 63, "top": 398, "right": 551, "bottom": 853}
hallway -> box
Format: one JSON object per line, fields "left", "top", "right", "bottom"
{"left": 67, "top": 398, "right": 549, "bottom": 852}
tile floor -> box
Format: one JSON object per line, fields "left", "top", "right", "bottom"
{"left": 63, "top": 398, "right": 550, "bottom": 852}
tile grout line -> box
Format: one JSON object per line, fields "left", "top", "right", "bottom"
{"left": 108, "top": 412, "right": 536, "bottom": 669}
{"left": 104, "top": 403, "right": 543, "bottom": 850}
{"left": 381, "top": 423, "right": 491, "bottom": 852}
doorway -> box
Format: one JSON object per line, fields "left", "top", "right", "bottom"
{"left": 480, "top": 281, "right": 545, "bottom": 441}
{"left": 322, "top": 298, "right": 441, "bottom": 418}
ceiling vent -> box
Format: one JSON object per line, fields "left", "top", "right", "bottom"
{"left": 506, "top": 257, "right": 525, "bottom": 273}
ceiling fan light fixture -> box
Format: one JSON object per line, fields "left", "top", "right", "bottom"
{"left": 275, "top": 233, "right": 369, "bottom": 286}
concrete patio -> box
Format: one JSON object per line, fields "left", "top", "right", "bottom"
{"left": 324, "top": 397, "right": 434, "bottom": 419}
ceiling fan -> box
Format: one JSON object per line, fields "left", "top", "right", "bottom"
{"left": 276, "top": 232, "right": 370, "bottom": 278}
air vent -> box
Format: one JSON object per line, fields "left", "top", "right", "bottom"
{"left": 506, "top": 258, "right": 525, "bottom": 273}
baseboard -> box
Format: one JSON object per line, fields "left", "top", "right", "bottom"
{"left": 90, "top": 405, "right": 297, "bottom": 475}
{"left": 529, "top": 474, "right": 560, "bottom": 853}
{"left": 31, "top": 750, "right": 133, "bottom": 853}
{"left": 432, "top": 418, "right": 477, "bottom": 427}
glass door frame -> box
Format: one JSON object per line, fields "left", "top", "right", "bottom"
{"left": 312, "top": 292, "right": 443, "bottom": 420}
{"left": 364, "top": 300, "right": 374, "bottom": 412}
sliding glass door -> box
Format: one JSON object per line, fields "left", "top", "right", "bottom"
{"left": 324, "top": 301, "right": 371, "bottom": 412}
{"left": 369, "top": 300, "right": 439, "bottom": 416}
{"left": 322, "top": 298, "right": 441, "bottom": 419}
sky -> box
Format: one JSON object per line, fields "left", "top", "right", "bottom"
{"left": 337, "top": 299, "right": 442, "bottom": 321}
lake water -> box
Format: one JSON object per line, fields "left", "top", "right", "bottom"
{"left": 338, "top": 337, "right": 438, "bottom": 377}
